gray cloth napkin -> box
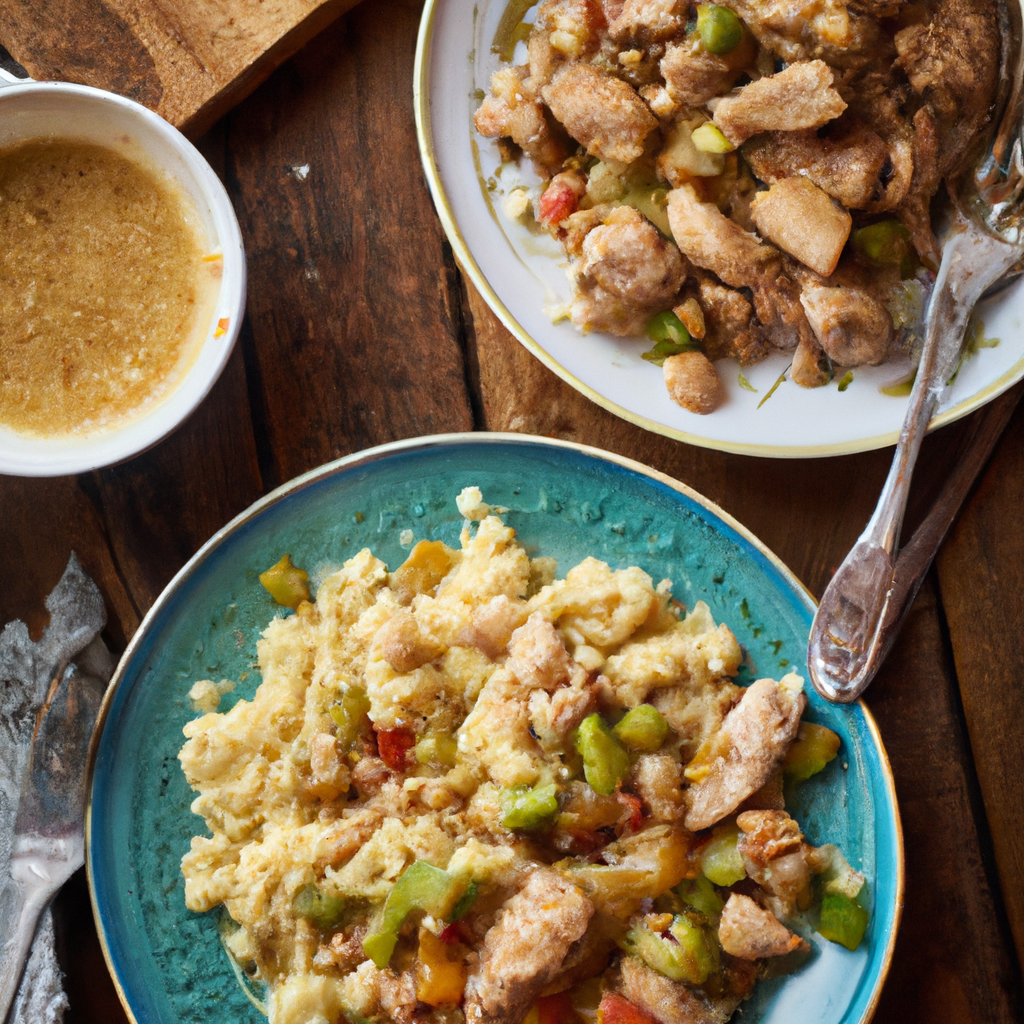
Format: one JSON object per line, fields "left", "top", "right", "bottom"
{"left": 0, "top": 555, "right": 111, "bottom": 1024}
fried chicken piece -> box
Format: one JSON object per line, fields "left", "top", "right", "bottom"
{"left": 750, "top": 177, "right": 852, "bottom": 277}
{"left": 663, "top": 352, "right": 724, "bottom": 415}
{"left": 684, "top": 675, "right": 806, "bottom": 831}
{"left": 718, "top": 894, "right": 809, "bottom": 959}
{"left": 712, "top": 61, "right": 847, "bottom": 146}
{"left": 608, "top": 0, "right": 685, "bottom": 44}
{"left": 632, "top": 752, "right": 686, "bottom": 820}
{"left": 742, "top": 120, "right": 891, "bottom": 210}
{"left": 543, "top": 63, "right": 658, "bottom": 163}
{"left": 726, "top": 0, "right": 854, "bottom": 62}
{"left": 660, "top": 40, "right": 736, "bottom": 107}
{"left": 474, "top": 66, "right": 566, "bottom": 173}
{"left": 736, "top": 809, "right": 813, "bottom": 918}
{"left": 620, "top": 954, "right": 747, "bottom": 1024}
{"left": 799, "top": 279, "right": 894, "bottom": 366}
{"left": 686, "top": 273, "right": 772, "bottom": 366}
{"left": 464, "top": 869, "right": 594, "bottom": 1024}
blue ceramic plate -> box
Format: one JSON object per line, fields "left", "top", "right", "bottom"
{"left": 87, "top": 434, "right": 903, "bottom": 1024}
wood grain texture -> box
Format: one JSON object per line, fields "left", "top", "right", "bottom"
{"left": 869, "top": 577, "right": 1023, "bottom": 1023}
{"left": 937, "top": 401, "right": 1024, "bottom": 977}
{"left": 225, "top": 0, "right": 473, "bottom": 486}
{"left": 0, "top": 0, "right": 363, "bottom": 135}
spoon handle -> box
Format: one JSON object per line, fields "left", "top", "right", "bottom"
{"left": 808, "top": 221, "right": 1022, "bottom": 703}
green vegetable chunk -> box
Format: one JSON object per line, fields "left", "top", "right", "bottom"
{"left": 501, "top": 781, "right": 559, "bottom": 829}
{"left": 675, "top": 875, "right": 724, "bottom": 919}
{"left": 329, "top": 688, "right": 371, "bottom": 749}
{"left": 643, "top": 311, "right": 696, "bottom": 366}
{"left": 624, "top": 915, "right": 719, "bottom": 984}
{"left": 363, "top": 861, "right": 467, "bottom": 969}
{"left": 259, "top": 554, "right": 310, "bottom": 609}
{"left": 415, "top": 733, "right": 459, "bottom": 768}
{"left": 700, "top": 826, "right": 746, "bottom": 886}
{"left": 852, "top": 221, "right": 914, "bottom": 275}
{"left": 575, "top": 714, "right": 631, "bottom": 796}
{"left": 818, "top": 892, "right": 870, "bottom": 951}
{"left": 449, "top": 880, "right": 479, "bottom": 921}
{"left": 613, "top": 705, "right": 668, "bottom": 752}
{"left": 293, "top": 884, "right": 345, "bottom": 930}
{"left": 697, "top": 4, "right": 743, "bottom": 54}
{"left": 784, "top": 721, "right": 841, "bottom": 782}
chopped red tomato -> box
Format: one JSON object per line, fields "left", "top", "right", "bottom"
{"left": 598, "top": 994, "right": 660, "bottom": 1024}
{"left": 616, "top": 791, "right": 643, "bottom": 833}
{"left": 439, "top": 921, "right": 472, "bottom": 945}
{"left": 537, "top": 991, "right": 577, "bottom": 1024}
{"left": 376, "top": 727, "right": 415, "bottom": 771}
{"left": 538, "top": 173, "right": 583, "bottom": 228}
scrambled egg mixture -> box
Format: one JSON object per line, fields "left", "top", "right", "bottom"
{"left": 180, "top": 489, "right": 867, "bottom": 1024}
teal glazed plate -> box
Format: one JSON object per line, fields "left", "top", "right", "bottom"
{"left": 87, "top": 433, "right": 903, "bottom": 1024}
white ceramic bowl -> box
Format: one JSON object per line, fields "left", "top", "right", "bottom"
{"left": 0, "top": 70, "right": 246, "bottom": 477}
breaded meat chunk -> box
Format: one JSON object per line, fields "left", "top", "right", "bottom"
{"left": 712, "top": 61, "right": 847, "bottom": 145}
{"left": 718, "top": 894, "right": 810, "bottom": 959}
{"left": 620, "top": 954, "right": 748, "bottom": 1024}
{"left": 684, "top": 674, "right": 806, "bottom": 831}
{"left": 464, "top": 869, "right": 594, "bottom": 1024}
{"left": 542, "top": 63, "right": 658, "bottom": 163}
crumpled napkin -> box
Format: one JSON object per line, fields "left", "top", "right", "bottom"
{"left": 0, "top": 555, "right": 113, "bottom": 1024}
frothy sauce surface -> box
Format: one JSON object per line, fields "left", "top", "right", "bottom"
{"left": 0, "top": 139, "right": 221, "bottom": 439}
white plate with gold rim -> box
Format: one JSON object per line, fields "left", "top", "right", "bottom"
{"left": 414, "top": 0, "right": 1024, "bottom": 457}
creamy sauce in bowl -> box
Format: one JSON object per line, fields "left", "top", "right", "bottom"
{"left": 0, "top": 138, "right": 221, "bottom": 439}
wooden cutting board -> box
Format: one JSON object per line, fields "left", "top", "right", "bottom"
{"left": 0, "top": 0, "right": 364, "bottom": 137}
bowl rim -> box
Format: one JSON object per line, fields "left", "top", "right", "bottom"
{"left": 412, "top": 0, "right": 1024, "bottom": 459}
{"left": 84, "top": 431, "right": 905, "bottom": 1024}
{"left": 0, "top": 80, "right": 246, "bottom": 477}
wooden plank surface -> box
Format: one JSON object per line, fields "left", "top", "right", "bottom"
{"left": 1, "top": 1, "right": 1023, "bottom": 1022}
{"left": 0, "top": 0, "right": 363, "bottom": 135}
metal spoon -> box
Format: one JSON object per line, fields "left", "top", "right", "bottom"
{"left": 807, "top": 0, "right": 1024, "bottom": 703}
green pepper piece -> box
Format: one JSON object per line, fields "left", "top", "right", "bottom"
{"left": 449, "top": 880, "right": 479, "bottom": 921}
{"left": 575, "top": 714, "right": 631, "bottom": 796}
{"left": 501, "top": 781, "right": 559, "bottom": 829}
{"left": 642, "top": 311, "right": 696, "bottom": 369}
{"left": 783, "top": 721, "right": 841, "bottom": 782}
{"left": 700, "top": 826, "right": 746, "bottom": 886}
{"left": 415, "top": 733, "right": 459, "bottom": 768}
{"left": 293, "top": 884, "right": 345, "bottom": 930}
{"left": 675, "top": 875, "right": 724, "bottom": 920}
{"left": 329, "top": 688, "right": 371, "bottom": 749}
{"left": 623, "top": 915, "right": 718, "bottom": 984}
{"left": 852, "top": 221, "right": 914, "bottom": 276}
{"left": 613, "top": 705, "right": 669, "bottom": 752}
{"left": 363, "top": 861, "right": 467, "bottom": 969}
{"left": 259, "top": 554, "right": 310, "bottom": 609}
{"left": 818, "top": 892, "right": 869, "bottom": 951}
{"left": 697, "top": 5, "right": 743, "bottom": 54}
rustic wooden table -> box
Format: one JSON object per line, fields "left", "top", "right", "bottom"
{"left": 3, "top": 1, "right": 1024, "bottom": 1021}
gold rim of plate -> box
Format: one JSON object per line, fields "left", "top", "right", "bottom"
{"left": 84, "top": 431, "right": 905, "bottom": 1024}
{"left": 412, "top": 0, "right": 1024, "bottom": 458}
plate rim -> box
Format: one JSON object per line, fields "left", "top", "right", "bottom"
{"left": 85, "top": 431, "right": 905, "bottom": 1024}
{"left": 412, "top": 0, "right": 1024, "bottom": 459}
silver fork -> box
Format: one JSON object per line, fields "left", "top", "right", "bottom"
{"left": 807, "top": 0, "right": 1024, "bottom": 703}
{"left": 0, "top": 657, "right": 104, "bottom": 1022}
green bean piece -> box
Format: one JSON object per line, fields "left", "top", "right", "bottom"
{"left": 613, "top": 705, "right": 669, "bottom": 752}
{"left": 699, "top": 826, "right": 746, "bottom": 886}
{"left": 575, "top": 714, "right": 631, "bottom": 796}
{"left": 501, "top": 781, "right": 559, "bottom": 829}
{"left": 259, "top": 553, "right": 310, "bottom": 609}
{"left": 697, "top": 5, "right": 743, "bottom": 54}
{"left": 293, "top": 884, "right": 346, "bottom": 930}
{"left": 818, "top": 893, "right": 870, "bottom": 951}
